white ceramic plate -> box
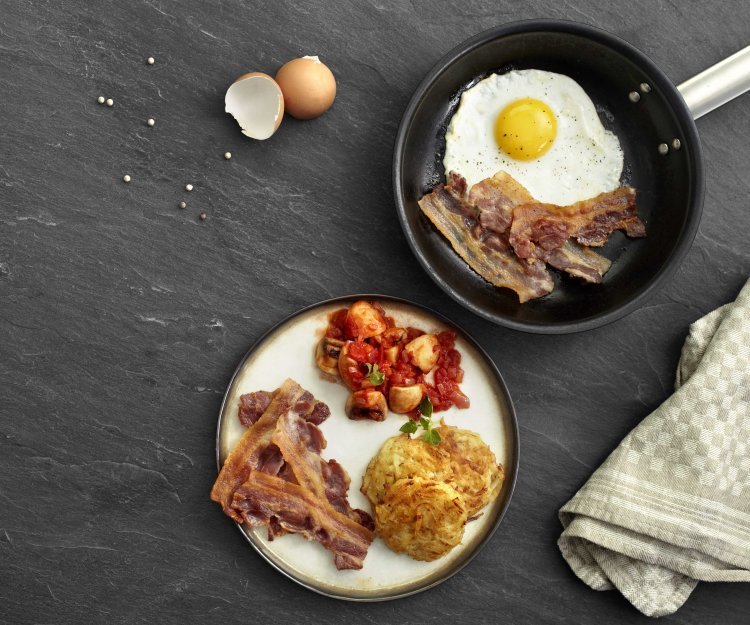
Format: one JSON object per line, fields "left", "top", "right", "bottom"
{"left": 215, "top": 295, "right": 519, "bottom": 600}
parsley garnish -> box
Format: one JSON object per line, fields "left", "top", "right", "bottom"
{"left": 399, "top": 420, "right": 418, "bottom": 434}
{"left": 419, "top": 396, "right": 433, "bottom": 420}
{"left": 422, "top": 428, "right": 441, "bottom": 445}
{"left": 399, "top": 396, "right": 441, "bottom": 445}
{"left": 365, "top": 363, "right": 385, "bottom": 386}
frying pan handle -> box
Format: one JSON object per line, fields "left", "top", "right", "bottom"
{"left": 677, "top": 45, "right": 750, "bottom": 119}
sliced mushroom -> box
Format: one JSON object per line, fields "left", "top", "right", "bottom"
{"left": 346, "top": 389, "right": 387, "bottom": 421}
{"left": 315, "top": 337, "right": 344, "bottom": 376}
{"left": 381, "top": 326, "right": 407, "bottom": 346}
{"left": 388, "top": 384, "right": 424, "bottom": 414}
{"left": 375, "top": 327, "right": 406, "bottom": 364}
{"left": 346, "top": 301, "right": 387, "bottom": 339}
{"left": 403, "top": 334, "right": 440, "bottom": 373}
{"left": 337, "top": 341, "right": 373, "bottom": 390}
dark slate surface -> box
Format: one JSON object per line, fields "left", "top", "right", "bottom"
{"left": 2, "top": 1, "right": 749, "bottom": 623}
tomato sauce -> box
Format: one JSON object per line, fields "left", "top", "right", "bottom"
{"left": 325, "top": 306, "right": 469, "bottom": 416}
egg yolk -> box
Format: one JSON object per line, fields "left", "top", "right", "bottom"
{"left": 494, "top": 98, "right": 557, "bottom": 161}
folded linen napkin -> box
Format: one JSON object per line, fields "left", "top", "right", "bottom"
{"left": 558, "top": 279, "right": 750, "bottom": 617}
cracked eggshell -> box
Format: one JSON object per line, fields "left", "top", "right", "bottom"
{"left": 225, "top": 72, "right": 284, "bottom": 140}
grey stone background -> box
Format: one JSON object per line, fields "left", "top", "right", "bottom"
{"left": 1, "top": 1, "right": 748, "bottom": 623}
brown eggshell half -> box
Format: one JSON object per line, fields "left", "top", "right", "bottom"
{"left": 275, "top": 56, "right": 336, "bottom": 120}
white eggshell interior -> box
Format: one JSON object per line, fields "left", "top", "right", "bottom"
{"left": 225, "top": 76, "right": 282, "bottom": 140}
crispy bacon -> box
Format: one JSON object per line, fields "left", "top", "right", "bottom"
{"left": 211, "top": 378, "right": 374, "bottom": 569}
{"left": 542, "top": 241, "right": 612, "bottom": 284}
{"left": 465, "top": 170, "right": 534, "bottom": 235}
{"left": 255, "top": 444, "right": 285, "bottom": 476}
{"left": 272, "top": 410, "right": 374, "bottom": 530}
{"left": 510, "top": 186, "right": 645, "bottom": 260}
{"left": 238, "top": 390, "right": 276, "bottom": 427}
{"left": 323, "top": 460, "right": 375, "bottom": 530}
{"left": 293, "top": 390, "right": 331, "bottom": 426}
{"left": 418, "top": 182, "right": 554, "bottom": 302}
{"left": 419, "top": 171, "right": 640, "bottom": 296}
{"left": 212, "top": 379, "right": 330, "bottom": 521}
{"left": 231, "top": 470, "right": 374, "bottom": 570}
{"left": 212, "top": 380, "right": 304, "bottom": 521}
{"left": 464, "top": 171, "right": 614, "bottom": 284}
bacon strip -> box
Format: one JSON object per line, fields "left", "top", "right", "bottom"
{"left": 419, "top": 170, "right": 620, "bottom": 299}
{"left": 510, "top": 187, "right": 645, "bottom": 261}
{"left": 466, "top": 170, "right": 534, "bottom": 235}
{"left": 272, "top": 410, "right": 374, "bottom": 530}
{"left": 211, "top": 378, "right": 374, "bottom": 569}
{"left": 238, "top": 390, "right": 276, "bottom": 427}
{"left": 231, "top": 470, "right": 374, "bottom": 570}
{"left": 211, "top": 379, "right": 330, "bottom": 521}
{"left": 212, "top": 379, "right": 303, "bottom": 521}
{"left": 418, "top": 182, "right": 554, "bottom": 302}
{"left": 464, "top": 171, "right": 613, "bottom": 284}
{"left": 322, "top": 459, "right": 375, "bottom": 530}
{"left": 543, "top": 241, "right": 612, "bottom": 284}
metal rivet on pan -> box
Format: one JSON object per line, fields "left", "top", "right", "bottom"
{"left": 672, "top": 138, "right": 682, "bottom": 150}
{"left": 640, "top": 82, "right": 652, "bottom": 93}
{"left": 658, "top": 143, "right": 669, "bottom": 155}
{"left": 629, "top": 91, "right": 641, "bottom": 102}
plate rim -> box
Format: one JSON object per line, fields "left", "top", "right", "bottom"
{"left": 214, "top": 293, "right": 520, "bottom": 601}
{"left": 392, "top": 18, "right": 704, "bottom": 334}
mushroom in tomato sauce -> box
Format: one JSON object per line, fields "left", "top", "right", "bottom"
{"left": 319, "top": 303, "right": 470, "bottom": 420}
{"left": 388, "top": 384, "right": 425, "bottom": 414}
{"left": 315, "top": 337, "right": 345, "bottom": 376}
{"left": 346, "top": 389, "right": 388, "bottom": 421}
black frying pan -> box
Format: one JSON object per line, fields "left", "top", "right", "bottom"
{"left": 393, "top": 20, "right": 750, "bottom": 333}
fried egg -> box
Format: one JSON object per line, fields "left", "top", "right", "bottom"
{"left": 443, "top": 69, "right": 623, "bottom": 206}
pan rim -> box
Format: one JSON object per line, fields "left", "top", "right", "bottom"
{"left": 393, "top": 18, "right": 705, "bottom": 334}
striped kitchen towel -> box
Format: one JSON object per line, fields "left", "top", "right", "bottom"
{"left": 558, "top": 279, "right": 750, "bottom": 617}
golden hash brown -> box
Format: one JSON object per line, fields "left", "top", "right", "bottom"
{"left": 361, "top": 434, "right": 453, "bottom": 506}
{"left": 374, "top": 477, "right": 467, "bottom": 561}
{"left": 438, "top": 423, "right": 504, "bottom": 518}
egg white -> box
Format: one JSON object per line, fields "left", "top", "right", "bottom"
{"left": 443, "top": 69, "right": 624, "bottom": 205}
